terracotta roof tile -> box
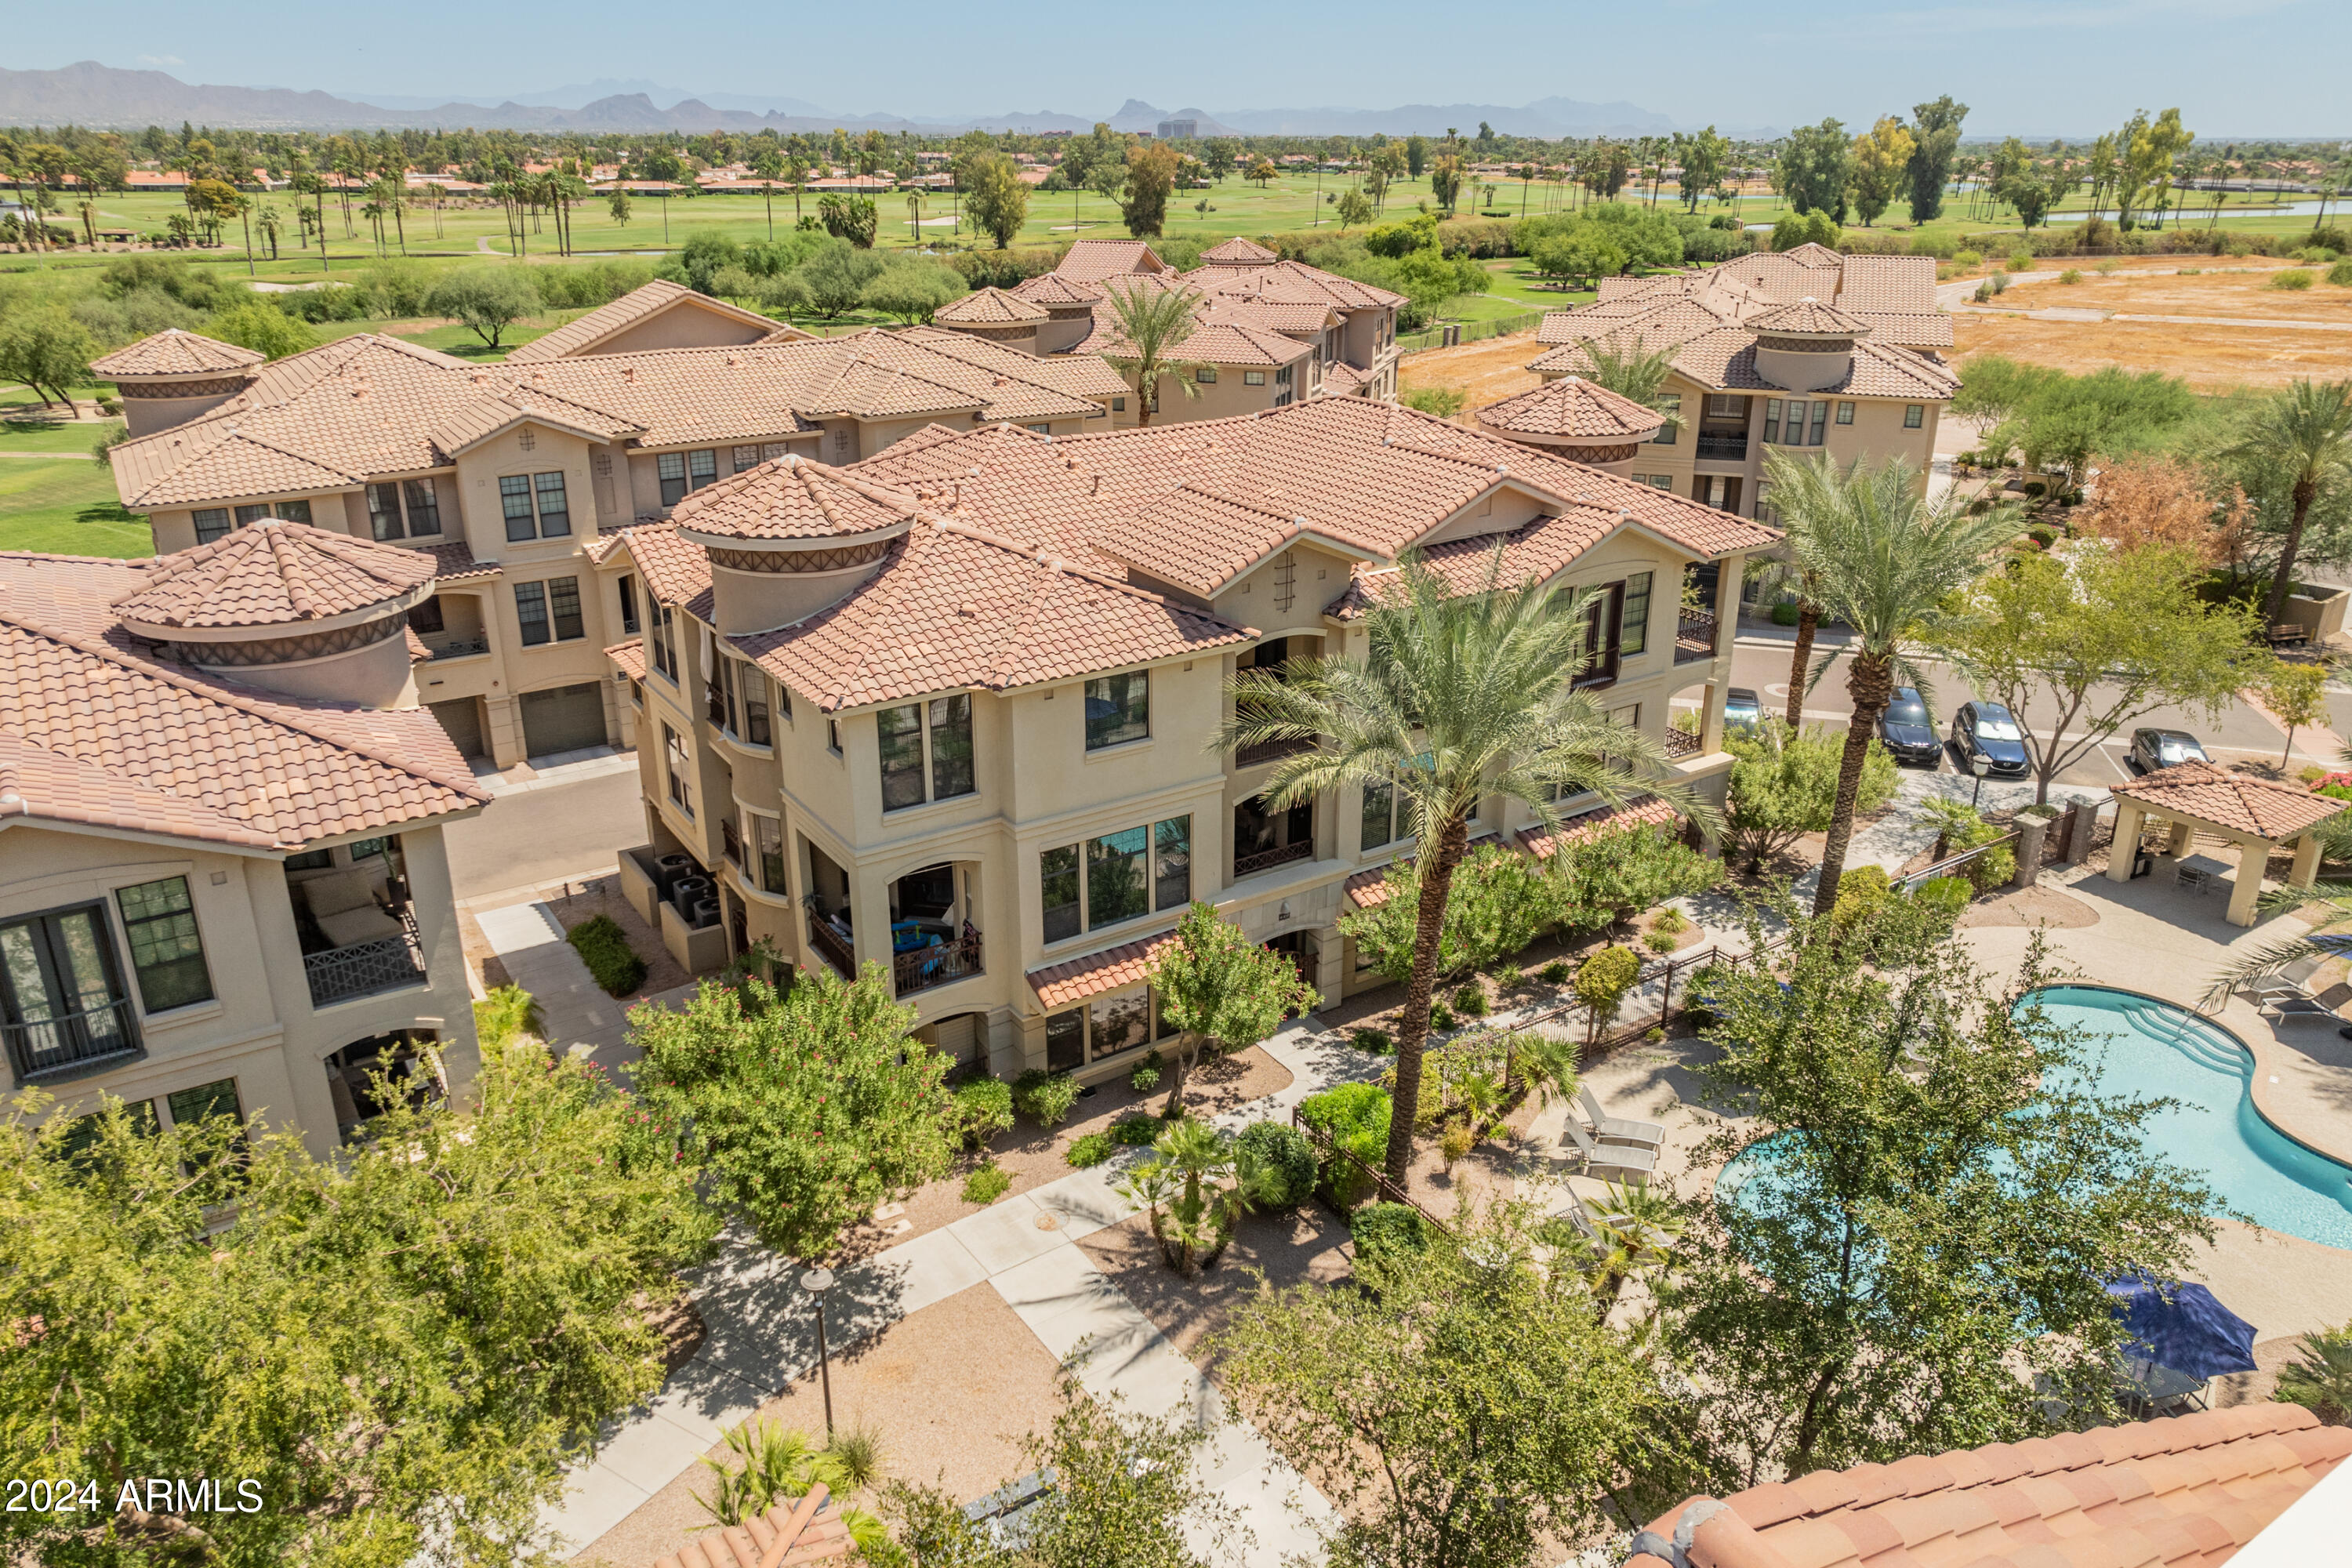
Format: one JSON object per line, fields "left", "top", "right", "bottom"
{"left": 1750, "top": 296, "right": 1871, "bottom": 336}
{"left": 1530, "top": 326, "right": 1958, "bottom": 400}
{"left": 0, "top": 553, "right": 486, "bottom": 850}
{"left": 1197, "top": 235, "right": 1281, "bottom": 264}
{"left": 1027, "top": 926, "right": 1181, "bottom": 1007}
{"left": 2111, "top": 760, "right": 2349, "bottom": 840}
{"left": 605, "top": 639, "right": 648, "bottom": 681}
{"left": 1177, "top": 257, "right": 1407, "bottom": 312}
{"left": 933, "top": 285, "right": 1048, "bottom": 325}
{"left": 89, "top": 328, "right": 264, "bottom": 378}
{"left": 1475, "top": 375, "right": 1666, "bottom": 441}
{"left": 419, "top": 539, "right": 502, "bottom": 582}
{"left": 617, "top": 523, "right": 713, "bottom": 608}
{"left": 670, "top": 454, "right": 921, "bottom": 542}
{"left": 112, "top": 520, "right": 434, "bottom": 630}
{"left": 505, "top": 278, "right": 797, "bottom": 363}
{"left": 1010, "top": 271, "right": 1108, "bottom": 307}
{"left": 1054, "top": 238, "right": 1167, "bottom": 281}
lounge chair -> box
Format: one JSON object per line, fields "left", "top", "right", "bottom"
{"left": 2249, "top": 956, "right": 2340, "bottom": 1025}
{"left": 1577, "top": 1085, "right": 1666, "bottom": 1149}
{"left": 1562, "top": 1116, "right": 1657, "bottom": 1185}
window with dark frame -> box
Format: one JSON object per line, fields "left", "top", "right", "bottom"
{"left": 658, "top": 452, "right": 688, "bottom": 507}
{"left": 1835, "top": 401, "right": 1855, "bottom": 426}
{"left": 1904, "top": 404, "right": 1925, "bottom": 429}
{"left": 532, "top": 471, "right": 572, "bottom": 536}
{"left": 1041, "top": 845, "right": 1081, "bottom": 942}
{"left": 367, "top": 482, "right": 406, "bottom": 541}
{"left": 115, "top": 877, "right": 213, "bottom": 1014}
{"left": 1653, "top": 394, "right": 1680, "bottom": 444}
{"left": 1083, "top": 671, "right": 1149, "bottom": 750}
{"left": 192, "top": 508, "right": 230, "bottom": 544}
{"left": 1040, "top": 814, "right": 1191, "bottom": 944}
{"left": 688, "top": 449, "right": 718, "bottom": 491}
{"left": 1619, "top": 571, "right": 1653, "bottom": 657}
{"left": 1087, "top": 826, "right": 1149, "bottom": 929}
{"left": 1153, "top": 816, "right": 1191, "bottom": 909}
{"left": 663, "top": 724, "right": 693, "bottom": 815}
{"left": 1808, "top": 401, "right": 1830, "bottom": 445}
{"left": 1360, "top": 775, "right": 1397, "bottom": 851}
{"left": 547, "top": 576, "right": 583, "bottom": 641}
{"left": 876, "top": 696, "right": 976, "bottom": 810}
{"left": 0, "top": 902, "right": 136, "bottom": 1071}
{"left": 1044, "top": 1007, "right": 1084, "bottom": 1070}
{"left": 619, "top": 575, "right": 641, "bottom": 635}
{"left": 499, "top": 475, "right": 536, "bottom": 543}
{"left": 514, "top": 580, "right": 550, "bottom": 646}
{"left": 402, "top": 478, "right": 441, "bottom": 535}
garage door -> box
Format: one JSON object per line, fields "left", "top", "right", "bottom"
{"left": 519, "top": 683, "right": 608, "bottom": 758}
{"left": 428, "top": 696, "right": 485, "bottom": 759}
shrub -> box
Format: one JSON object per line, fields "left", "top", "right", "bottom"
{"left": 2330, "top": 260, "right": 2352, "bottom": 287}
{"left": 1065, "top": 1132, "right": 1115, "bottom": 1168}
{"left": 1968, "top": 844, "right": 2018, "bottom": 892}
{"left": 1439, "top": 1122, "right": 1474, "bottom": 1169}
{"left": 1400, "top": 385, "right": 1466, "bottom": 417}
{"left": 473, "top": 983, "right": 544, "bottom": 1050}
{"left": 2269, "top": 269, "right": 2314, "bottom": 291}
{"left": 2058, "top": 268, "right": 2083, "bottom": 285}
{"left": 1573, "top": 945, "right": 1643, "bottom": 1029}
{"left": 1450, "top": 982, "right": 1488, "bottom": 1018}
{"left": 1237, "top": 1120, "right": 1317, "bottom": 1207}
{"left": 1129, "top": 1047, "right": 1163, "bottom": 1093}
{"left": 1012, "top": 1069, "right": 1080, "bottom": 1127}
{"left": 2008, "top": 250, "right": 2033, "bottom": 272}
{"left": 1111, "top": 1112, "right": 1162, "bottom": 1146}
{"left": 1830, "top": 863, "right": 1894, "bottom": 927}
{"left": 205, "top": 299, "right": 318, "bottom": 360}
{"left": 1428, "top": 1000, "right": 1457, "bottom": 1033}
{"left": 1538, "top": 960, "right": 1573, "bottom": 985}
{"left": 1298, "top": 1082, "right": 1392, "bottom": 1208}
{"left": 1350, "top": 1025, "right": 1395, "bottom": 1054}
{"left": 1770, "top": 600, "right": 1801, "bottom": 625}
{"left": 1350, "top": 1201, "right": 1428, "bottom": 1259}
{"left": 961, "top": 1163, "right": 1011, "bottom": 1204}
{"left": 951, "top": 1077, "right": 1014, "bottom": 1148}
{"left": 1914, "top": 876, "right": 1973, "bottom": 918}
{"left": 2274, "top": 1319, "right": 2352, "bottom": 1425}
{"left": 1650, "top": 906, "right": 1690, "bottom": 936}
{"left": 1642, "top": 928, "right": 1679, "bottom": 955}
{"left": 1952, "top": 249, "right": 1982, "bottom": 269}
{"left": 566, "top": 914, "right": 646, "bottom": 996}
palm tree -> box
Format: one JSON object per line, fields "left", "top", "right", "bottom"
{"left": 1767, "top": 450, "right": 2022, "bottom": 916}
{"left": 1100, "top": 280, "right": 1204, "bottom": 427}
{"left": 1214, "top": 551, "right": 1704, "bottom": 1187}
{"left": 1572, "top": 336, "right": 1686, "bottom": 424}
{"left": 2224, "top": 379, "right": 2352, "bottom": 626}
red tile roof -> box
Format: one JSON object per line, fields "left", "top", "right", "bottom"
{"left": 2110, "top": 761, "right": 2350, "bottom": 840}
{"left": 1054, "top": 238, "right": 1168, "bottom": 281}
{"left": 505, "top": 278, "right": 801, "bottom": 362}
{"left": 1343, "top": 831, "right": 1501, "bottom": 908}
{"left": 111, "top": 521, "right": 434, "bottom": 631}
{"left": 605, "top": 640, "right": 648, "bottom": 681}
{"left": 1750, "top": 296, "right": 1871, "bottom": 336}
{"left": 1475, "top": 375, "right": 1666, "bottom": 441}
{"left": 419, "top": 539, "right": 503, "bottom": 582}
{"left": 1029, "top": 925, "right": 1181, "bottom": 1007}
{"left": 89, "top": 328, "right": 263, "bottom": 379}
{"left": 0, "top": 553, "right": 487, "bottom": 850}
{"left": 670, "top": 455, "right": 921, "bottom": 543}
{"left": 932, "top": 285, "right": 1048, "bottom": 325}
{"left": 1009, "top": 271, "right": 1108, "bottom": 308}
{"left": 1514, "top": 794, "right": 1679, "bottom": 859}
{"left": 1197, "top": 235, "right": 1281, "bottom": 265}
{"left": 1628, "top": 1403, "right": 2350, "bottom": 1568}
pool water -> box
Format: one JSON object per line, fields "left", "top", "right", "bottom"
{"left": 2027, "top": 985, "right": 2352, "bottom": 1251}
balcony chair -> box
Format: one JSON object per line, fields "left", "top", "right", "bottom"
{"left": 300, "top": 867, "right": 402, "bottom": 949}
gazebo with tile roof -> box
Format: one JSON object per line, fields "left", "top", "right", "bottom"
{"left": 2103, "top": 762, "right": 2349, "bottom": 926}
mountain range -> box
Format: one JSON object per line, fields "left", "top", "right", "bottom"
{"left": 2, "top": 62, "right": 1721, "bottom": 139}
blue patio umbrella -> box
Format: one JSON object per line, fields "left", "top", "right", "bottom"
{"left": 2104, "top": 1276, "right": 2258, "bottom": 1380}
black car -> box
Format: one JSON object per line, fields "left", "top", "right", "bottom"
{"left": 2129, "top": 728, "right": 2210, "bottom": 774}
{"left": 1951, "top": 700, "right": 2031, "bottom": 778}
{"left": 1877, "top": 686, "right": 1942, "bottom": 766}
{"left": 1722, "top": 687, "right": 1762, "bottom": 736}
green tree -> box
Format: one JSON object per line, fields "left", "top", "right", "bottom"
{"left": 1550, "top": 818, "right": 1721, "bottom": 930}
{"left": 1147, "top": 902, "right": 1319, "bottom": 1116}
{"left": 1668, "top": 923, "right": 2220, "bottom": 1481}
{"left": 960, "top": 151, "right": 1031, "bottom": 250}
{"left": 1121, "top": 143, "right": 1181, "bottom": 237}
{"left": 0, "top": 1044, "right": 717, "bottom": 1567}
{"left": 1768, "top": 451, "right": 2020, "bottom": 915}
{"left": 799, "top": 239, "right": 888, "bottom": 316}
{"left": 1777, "top": 118, "right": 1852, "bottom": 220}
{"left": 1429, "top": 154, "right": 1465, "bottom": 216}
{"left": 858, "top": 260, "right": 967, "bottom": 324}
{"left": 817, "top": 193, "right": 878, "bottom": 246}
{"left": 2220, "top": 379, "right": 2352, "bottom": 624}
{"left": 1848, "top": 117, "right": 1915, "bottom": 227}
{"left": 1214, "top": 552, "right": 1695, "bottom": 1187}
{"left": 1202, "top": 140, "right": 1236, "bottom": 182}
{"left": 1933, "top": 543, "right": 2261, "bottom": 802}
{"left": 1217, "top": 1204, "right": 1687, "bottom": 1567}
{"left": 1721, "top": 719, "right": 1897, "bottom": 874}
{"left": 1098, "top": 278, "right": 1203, "bottom": 426}
{"left": 1335, "top": 185, "right": 1374, "bottom": 230}
{"left": 1674, "top": 125, "right": 1730, "bottom": 213}
{"left": 2259, "top": 659, "right": 2332, "bottom": 769}
{"left": 1567, "top": 337, "right": 1686, "bottom": 428}
{"left": 0, "top": 309, "right": 97, "bottom": 408}
{"left": 1405, "top": 134, "right": 1429, "bottom": 177}
{"left": 2116, "top": 107, "right": 2194, "bottom": 229}
{"left": 423, "top": 265, "right": 539, "bottom": 350}
{"left": 628, "top": 967, "right": 957, "bottom": 1260}
{"left": 2274, "top": 1323, "right": 2352, "bottom": 1426}
{"left": 205, "top": 298, "right": 318, "bottom": 360}
{"left": 1905, "top": 96, "right": 1969, "bottom": 223}
{"left": 1340, "top": 842, "right": 1572, "bottom": 984}
{"left": 608, "top": 187, "right": 633, "bottom": 226}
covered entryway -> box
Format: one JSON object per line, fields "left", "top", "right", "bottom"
{"left": 429, "top": 695, "right": 485, "bottom": 759}
{"left": 519, "top": 682, "right": 607, "bottom": 758}
{"left": 2103, "top": 762, "right": 2343, "bottom": 927}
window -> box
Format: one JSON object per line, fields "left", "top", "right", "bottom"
{"left": 832, "top": 428, "right": 853, "bottom": 457}
{"left": 347, "top": 837, "right": 390, "bottom": 862}
{"left": 1196, "top": 365, "right": 1218, "bottom": 383}
{"left": 619, "top": 575, "right": 641, "bottom": 635}
{"left": 548, "top": 577, "right": 583, "bottom": 641}
{"left": 688, "top": 449, "right": 718, "bottom": 491}
{"left": 1360, "top": 776, "right": 1397, "bottom": 851}
{"left": 1707, "top": 393, "right": 1744, "bottom": 419}
{"left": 1087, "top": 826, "right": 1149, "bottom": 929}
{"left": 365, "top": 480, "right": 441, "bottom": 540}
{"left": 1044, "top": 1007, "right": 1085, "bottom": 1070}
{"left": 1618, "top": 571, "right": 1653, "bottom": 657}
{"left": 1808, "top": 400, "right": 1830, "bottom": 445}
{"left": 284, "top": 848, "right": 334, "bottom": 872}
{"left": 512, "top": 579, "right": 583, "bottom": 646}
{"left": 1083, "top": 671, "right": 1149, "bottom": 750}
{"left": 753, "top": 813, "right": 787, "bottom": 895}
{"left": 1111, "top": 397, "right": 1127, "bottom": 412}
{"left": 1762, "top": 399, "right": 1781, "bottom": 445}
{"left": 235, "top": 503, "right": 270, "bottom": 527}
{"left": 630, "top": 678, "right": 644, "bottom": 707}
{"left": 663, "top": 724, "right": 693, "bottom": 815}
{"left": 774, "top": 682, "right": 792, "bottom": 720}
{"left": 1154, "top": 816, "right": 1191, "bottom": 910}
{"left": 649, "top": 601, "right": 677, "bottom": 681}
{"left": 742, "top": 666, "right": 771, "bottom": 746}
{"left": 0, "top": 902, "right": 136, "bottom": 1073}
{"left": 658, "top": 452, "right": 688, "bottom": 507}
{"left": 367, "top": 482, "right": 405, "bottom": 541}
{"left": 876, "top": 696, "right": 975, "bottom": 811}
{"left": 826, "top": 720, "right": 841, "bottom": 755}
{"left": 115, "top": 877, "right": 212, "bottom": 1014}
{"left": 165, "top": 1078, "right": 242, "bottom": 1132}
{"left": 733, "top": 445, "right": 761, "bottom": 473}
{"left": 402, "top": 478, "right": 441, "bottom": 535}
{"left": 192, "top": 508, "right": 230, "bottom": 544}
{"left": 532, "top": 472, "right": 571, "bottom": 536}
{"left": 1835, "top": 401, "right": 1856, "bottom": 426}
{"left": 1025, "top": 423, "right": 1051, "bottom": 434}
{"left": 1774, "top": 401, "right": 1802, "bottom": 444}
{"left": 1904, "top": 403, "right": 1925, "bottom": 429}
{"left": 1653, "top": 394, "right": 1680, "bottom": 444}
{"left": 1041, "top": 845, "right": 1081, "bottom": 943}
{"left": 1090, "top": 989, "right": 1148, "bottom": 1059}
{"left": 1243, "top": 370, "right": 1265, "bottom": 387}
{"left": 500, "top": 474, "right": 537, "bottom": 543}
{"left": 272, "top": 499, "right": 310, "bottom": 524}
{"left": 1276, "top": 365, "right": 1293, "bottom": 386}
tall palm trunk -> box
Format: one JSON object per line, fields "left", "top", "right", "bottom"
{"left": 2263, "top": 476, "right": 2321, "bottom": 625}
{"left": 1784, "top": 601, "right": 1819, "bottom": 730}
{"left": 1812, "top": 653, "right": 1895, "bottom": 916}
{"left": 1385, "top": 815, "right": 1468, "bottom": 1188}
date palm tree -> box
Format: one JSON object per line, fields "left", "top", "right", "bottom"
{"left": 1768, "top": 450, "right": 2021, "bottom": 916}
{"left": 1100, "top": 279, "right": 1205, "bottom": 427}
{"left": 2227, "top": 379, "right": 2352, "bottom": 626}
{"left": 1214, "top": 550, "right": 1708, "bottom": 1188}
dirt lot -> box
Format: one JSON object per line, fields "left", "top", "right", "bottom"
{"left": 1997, "top": 262, "right": 2352, "bottom": 324}
{"left": 1397, "top": 332, "right": 1544, "bottom": 415}
{"left": 1953, "top": 314, "right": 2352, "bottom": 391}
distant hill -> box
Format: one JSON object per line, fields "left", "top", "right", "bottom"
{"left": 1213, "top": 98, "right": 1680, "bottom": 139}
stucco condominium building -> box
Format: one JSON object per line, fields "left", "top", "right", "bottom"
{"left": 931, "top": 236, "right": 1406, "bottom": 422}
{"left": 1527, "top": 243, "right": 1958, "bottom": 553}
{"left": 601, "top": 394, "right": 1777, "bottom": 1083}
{"left": 0, "top": 523, "right": 487, "bottom": 1156}
{"left": 90, "top": 282, "right": 1127, "bottom": 770}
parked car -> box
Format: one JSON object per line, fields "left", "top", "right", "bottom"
{"left": 1876, "top": 687, "right": 1942, "bottom": 767}
{"left": 1950, "top": 700, "right": 2031, "bottom": 778}
{"left": 1722, "top": 688, "right": 1762, "bottom": 736}
{"left": 2129, "top": 728, "right": 2210, "bottom": 774}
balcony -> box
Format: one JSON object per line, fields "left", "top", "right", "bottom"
{"left": 1234, "top": 839, "right": 1314, "bottom": 878}
{"left": 1235, "top": 735, "right": 1317, "bottom": 770}
{"left": 422, "top": 633, "right": 490, "bottom": 661}
{"left": 894, "top": 930, "right": 982, "bottom": 996}
{"left": 1675, "top": 608, "right": 1719, "bottom": 664}
{"left": 720, "top": 815, "right": 743, "bottom": 867}
{"left": 304, "top": 914, "right": 429, "bottom": 1007}
{"left": 805, "top": 913, "right": 855, "bottom": 978}
{"left": 4, "top": 997, "right": 141, "bottom": 1083}
{"left": 1694, "top": 432, "right": 1748, "bottom": 462}
{"left": 1664, "top": 724, "right": 1703, "bottom": 760}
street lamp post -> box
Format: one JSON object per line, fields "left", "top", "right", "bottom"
{"left": 800, "top": 1266, "right": 837, "bottom": 1439}
{"left": 1969, "top": 753, "right": 1991, "bottom": 811}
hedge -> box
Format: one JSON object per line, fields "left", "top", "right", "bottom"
{"left": 566, "top": 914, "right": 646, "bottom": 997}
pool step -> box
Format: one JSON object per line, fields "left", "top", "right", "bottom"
{"left": 2111, "top": 996, "right": 2249, "bottom": 1077}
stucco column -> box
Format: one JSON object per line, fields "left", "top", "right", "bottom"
{"left": 1312, "top": 924, "right": 1346, "bottom": 1011}
{"left": 1699, "top": 680, "right": 1730, "bottom": 754}
{"left": 2107, "top": 802, "right": 2147, "bottom": 882}
{"left": 848, "top": 858, "right": 894, "bottom": 975}
{"left": 2291, "top": 832, "right": 2324, "bottom": 891}
{"left": 2226, "top": 837, "right": 2267, "bottom": 927}
{"left": 2165, "top": 819, "right": 2194, "bottom": 856}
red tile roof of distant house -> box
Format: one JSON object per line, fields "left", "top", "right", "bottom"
{"left": 111, "top": 520, "right": 434, "bottom": 631}
{"left": 932, "top": 286, "right": 1050, "bottom": 326}
{"left": 506, "top": 278, "right": 802, "bottom": 362}
{"left": 1054, "top": 238, "right": 1168, "bottom": 281}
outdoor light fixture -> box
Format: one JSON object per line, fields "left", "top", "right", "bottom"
{"left": 1970, "top": 753, "right": 1991, "bottom": 810}
{"left": 800, "top": 1266, "right": 837, "bottom": 1438}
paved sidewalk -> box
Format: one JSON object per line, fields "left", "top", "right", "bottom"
{"left": 474, "top": 900, "right": 634, "bottom": 1070}
{"left": 470, "top": 746, "right": 641, "bottom": 797}
{"left": 541, "top": 1018, "right": 1369, "bottom": 1563}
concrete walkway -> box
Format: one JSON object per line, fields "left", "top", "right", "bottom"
{"left": 539, "top": 1018, "right": 1377, "bottom": 1563}
{"left": 473, "top": 900, "right": 635, "bottom": 1069}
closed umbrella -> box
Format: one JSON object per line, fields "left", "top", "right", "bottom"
{"left": 2105, "top": 1276, "right": 2259, "bottom": 1380}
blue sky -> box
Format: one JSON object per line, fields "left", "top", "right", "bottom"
{"left": 19, "top": 0, "right": 2350, "bottom": 138}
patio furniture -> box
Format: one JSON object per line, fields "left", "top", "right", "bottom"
{"left": 2103, "top": 1276, "right": 2256, "bottom": 1417}
{"left": 2115, "top": 1353, "right": 2211, "bottom": 1418}
{"left": 2174, "top": 852, "right": 2230, "bottom": 895}
{"left": 1561, "top": 1116, "right": 1657, "bottom": 1185}
{"left": 2249, "top": 955, "right": 2343, "bottom": 1025}
{"left": 1577, "top": 1085, "right": 1667, "bottom": 1149}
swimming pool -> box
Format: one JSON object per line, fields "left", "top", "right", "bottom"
{"left": 2026, "top": 985, "right": 2352, "bottom": 1251}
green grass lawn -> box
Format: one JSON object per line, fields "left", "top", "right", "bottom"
{"left": 0, "top": 447, "right": 151, "bottom": 557}
{"left": 0, "top": 416, "right": 120, "bottom": 453}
